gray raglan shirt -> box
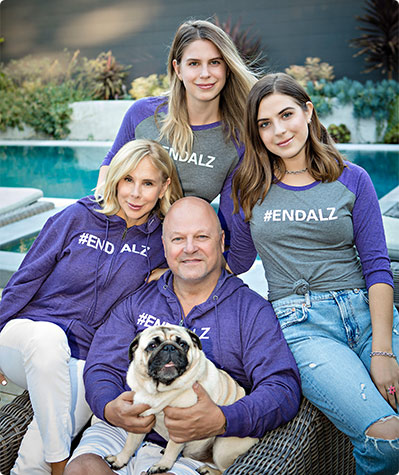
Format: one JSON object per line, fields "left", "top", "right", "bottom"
{"left": 102, "top": 96, "right": 244, "bottom": 231}
{"left": 227, "top": 162, "right": 393, "bottom": 301}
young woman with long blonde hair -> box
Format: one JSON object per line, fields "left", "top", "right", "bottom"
{"left": 97, "top": 19, "right": 257, "bottom": 236}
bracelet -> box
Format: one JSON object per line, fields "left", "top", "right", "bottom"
{"left": 370, "top": 351, "right": 396, "bottom": 358}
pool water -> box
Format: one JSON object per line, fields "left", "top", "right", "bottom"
{"left": 341, "top": 148, "right": 399, "bottom": 199}
{"left": 0, "top": 144, "right": 398, "bottom": 199}
{"left": 0, "top": 144, "right": 107, "bottom": 199}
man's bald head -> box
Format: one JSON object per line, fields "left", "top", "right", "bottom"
{"left": 163, "top": 197, "right": 222, "bottom": 238}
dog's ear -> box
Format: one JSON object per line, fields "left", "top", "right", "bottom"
{"left": 186, "top": 329, "right": 202, "bottom": 350}
{"left": 129, "top": 333, "right": 141, "bottom": 361}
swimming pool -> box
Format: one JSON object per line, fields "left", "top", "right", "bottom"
{"left": 1, "top": 142, "right": 398, "bottom": 199}
{"left": 0, "top": 141, "right": 111, "bottom": 199}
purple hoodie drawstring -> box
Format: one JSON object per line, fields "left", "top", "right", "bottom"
{"left": 213, "top": 294, "right": 224, "bottom": 369}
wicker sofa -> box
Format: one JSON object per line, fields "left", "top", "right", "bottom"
{"left": 0, "top": 392, "right": 355, "bottom": 475}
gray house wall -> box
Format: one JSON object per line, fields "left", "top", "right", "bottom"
{"left": 0, "top": 0, "right": 384, "bottom": 84}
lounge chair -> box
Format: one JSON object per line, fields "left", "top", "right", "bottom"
{"left": 0, "top": 392, "right": 355, "bottom": 475}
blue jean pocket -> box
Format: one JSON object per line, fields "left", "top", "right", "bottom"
{"left": 273, "top": 304, "right": 308, "bottom": 330}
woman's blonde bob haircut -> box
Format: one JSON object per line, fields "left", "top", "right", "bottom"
{"left": 159, "top": 19, "right": 258, "bottom": 154}
{"left": 95, "top": 139, "right": 182, "bottom": 219}
{"left": 233, "top": 73, "right": 346, "bottom": 221}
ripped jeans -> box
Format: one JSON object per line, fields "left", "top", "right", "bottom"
{"left": 272, "top": 289, "right": 399, "bottom": 475}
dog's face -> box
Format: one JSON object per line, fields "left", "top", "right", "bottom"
{"left": 129, "top": 325, "right": 202, "bottom": 386}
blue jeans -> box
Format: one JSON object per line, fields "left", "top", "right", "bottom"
{"left": 272, "top": 289, "right": 399, "bottom": 475}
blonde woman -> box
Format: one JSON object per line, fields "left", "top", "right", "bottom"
{"left": 97, "top": 19, "right": 257, "bottom": 237}
{"left": 228, "top": 73, "right": 399, "bottom": 474}
{"left": 0, "top": 139, "right": 182, "bottom": 475}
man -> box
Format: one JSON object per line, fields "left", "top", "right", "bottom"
{"left": 65, "top": 197, "right": 301, "bottom": 475}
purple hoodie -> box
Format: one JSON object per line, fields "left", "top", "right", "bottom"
{"left": 0, "top": 196, "right": 166, "bottom": 360}
{"left": 84, "top": 269, "right": 301, "bottom": 439}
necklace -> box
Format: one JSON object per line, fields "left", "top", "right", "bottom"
{"left": 285, "top": 167, "right": 308, "bottom": 175}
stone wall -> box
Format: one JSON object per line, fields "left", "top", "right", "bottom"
{"left": 0, "top": 100, "right": 380, "bottom": 144}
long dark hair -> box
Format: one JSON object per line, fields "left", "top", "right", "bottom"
{"left": 232, "top": 73, "right": 345, "bottom": 220}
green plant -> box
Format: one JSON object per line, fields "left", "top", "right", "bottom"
{"left": 81, "top": 51, "right": 131, "bottom": 100}
{"left": 23, "top": 82, "right": 88, "bottom": 139}
{"left": 327, "top": 123, "right": 351, "bottom": 143}
{"left": 285, "top": 57, "right": 335, "bottom": 90}
{"left": 213, "top": 16, "right": 267, "bottom": 72}
{"left": 129, "top": 74, "right": 169, "bottom": 100}
{"left": 383, "top": 123, "right": 399, "bottom": 143}
{"left": 383, "top": 95, "right": 399, "bottom": 143}
{"left": 350, "top": 0, "right": 398, "bottom": 80}
{"left": 3, "top": 50, "right": 83, "bottom": 88}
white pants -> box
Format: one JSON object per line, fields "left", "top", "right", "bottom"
{"left": 69, "top": 420, "right": 205, "bottom": 474}
{"left": 0, "top": 319, "right": 92, "bottom": 474}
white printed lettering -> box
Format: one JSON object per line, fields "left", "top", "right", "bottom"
{"left": 120, "top": 243, "right": 131, "bottom": 253}
{"left": 104, "top": 241, "right": 114, "bottom": 254}
{"left": 318, "top": 209, "right": 329, "bottom": 221}
{"left": 273, "top": 209, "right": 281, "bottom": 221}
{"left": 87, "top": 234, "right": 98, "bottom": 249}
{"left": 306, "top": 209, "right": 319, "bottom": 221}
{"left": 282, "top": 209, "right": 294, "bottom": 221}
{"left": 295, "top": 210, "right": 306, "bottom": 221}
{"left": 328, "top": 207, "right": 338, "bottom": 220}
{"left": 199, "top": 327, "right": 211, "bottom": 339}
{"left": 205, "top": 156, "right": 215, "bottom": 168}
{"left": 187, "top": 153, "right": 198, "bottom": 165}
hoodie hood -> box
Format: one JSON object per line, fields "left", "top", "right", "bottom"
{"left": 0, "top": 195, "right": 167, "bottom": 360}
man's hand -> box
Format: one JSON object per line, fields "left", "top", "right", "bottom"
{"left": 163, "top": 383, "right": 226, "bottom": 443}
{"left": 104, "top": 391, "right": 155, "bottom": 433}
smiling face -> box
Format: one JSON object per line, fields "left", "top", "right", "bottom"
{"left": 257, "top": 93, "right": 313, "bottom": 166}
{"left": 172, "top": 39, "right": 227, "bottom": 113}
{"left": 116, "top": 156, "right": 170, "bottom": 228}
{"left": 162, "top": 197, "right": 224, "bottom": 288}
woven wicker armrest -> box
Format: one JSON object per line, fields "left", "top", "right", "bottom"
{"left": 223, "top": 397, "right": 355, "bottom": 475}
{"left": 0, "top": 391, "right": 33, "bottom": 475}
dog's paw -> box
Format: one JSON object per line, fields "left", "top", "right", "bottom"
{"left": 196, "top": 465, "right": 222, "bottom": 475}
{"left": 104, "top": 454, "right": 128, "bottom": 470}
{"left": 146, "top": 463, "right": 172, "bottom": 474}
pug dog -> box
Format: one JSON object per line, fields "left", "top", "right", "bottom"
{"left": 105, "top": 325, "right": 258, "bottom": 475}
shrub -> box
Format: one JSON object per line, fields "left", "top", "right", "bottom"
{"left": 350, "top": 0, "right": 398, "bottom": 80}
{"left": 23, "top": 82, "right": 88, "bottom": 139}
{"left": 383, "top": 123, "right": 399, "bottom": 143}
{"left": 0, "top": 50, "right": 130, "bottom": 138}
{"left": 80, "top": 51, "right": 131, "bottom": 100}
{"left": 213, "top": 16, "right": 267, "bottom": 73}
{"left": 327, "top": 123, "right": 351, "bottom": 143}
{"left": 129, "top": 74, "right": 169, "bottom": 100}
{"left": 285, "top": 57, "right": 335, "bottom": 90}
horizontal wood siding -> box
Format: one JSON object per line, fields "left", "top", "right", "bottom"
{"left": 0, "top": 0, "right": 383, "bottom": 83}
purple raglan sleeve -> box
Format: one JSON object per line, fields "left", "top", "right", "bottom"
{"left": 0, "top": 211, "right": 71, "bottom": 328}
{"left": 226, "top": 207, "right": 258, "bottom": 275}
{"left": 83, "top": 297, "right": 137, "bottom": 419}
{"left": 220, "top": 299, "right": 301, "bottom": 437}
{"left": 342, "top": 164, "right": 393, "bottom": 288}
{"left": 217, "top": 143, "right": 245, "bottom": 241}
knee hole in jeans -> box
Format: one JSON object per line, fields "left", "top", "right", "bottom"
{"left": 366, "top": 416, "right": 399, "bottom": 440}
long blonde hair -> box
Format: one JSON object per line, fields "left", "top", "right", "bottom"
{"left": 96, "top": 139, "right": 182, "bottom": 219}
{"left": 159, "top": 19, "right": 257, "bottom": 155}
{"left": 233, "top": 73, "right": 346, "bottom": 221}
